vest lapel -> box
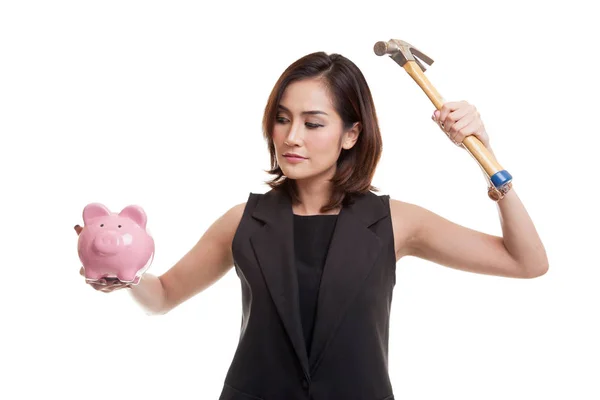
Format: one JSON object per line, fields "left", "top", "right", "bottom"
{"left": 308, "top": 193, "right": 388, "bottom": 373}
{"left": 249, "top": 189, "right": 310, "bottom": 377}
{"left": 248, "top": 189, "right": 389, "bottom": 377}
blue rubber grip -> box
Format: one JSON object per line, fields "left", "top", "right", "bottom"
{"left": 490, "top": 170, "right": 513, "bottom": 188}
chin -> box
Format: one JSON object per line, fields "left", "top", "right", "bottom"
{"left": 280, "top": 165, "right": 334, "bottom": 182}
{"left": 280, "top": 168, "right": 312, "bottom": 181}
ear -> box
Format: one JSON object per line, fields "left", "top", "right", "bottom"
{"left": 83, "top": 203, "right": 111, "bottom": 225}
{"left": 342, "top": 122, "right": 361, "bottom": 150}
{"left": 119, "top": 205, "right": 148, "bottom": 229}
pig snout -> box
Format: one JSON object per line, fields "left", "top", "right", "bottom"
{"left": 93, "top": 231, "right": 124, "bottom": 255}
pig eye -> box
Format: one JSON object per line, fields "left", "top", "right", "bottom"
{"left": 118, "top": 225, "right": 122, "bottom": 228}
{"left": 100, "top": 224, "right": 104, "bottom": 227}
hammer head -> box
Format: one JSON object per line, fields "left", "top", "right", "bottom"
{"left": 374, "top": 39, "right": 434, "bottom": 72}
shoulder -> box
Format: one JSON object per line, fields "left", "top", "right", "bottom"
{"left": 203, "top": 201, "right": 247, "bottom": 246}
{"left": 219, "top": 191, "right": 269, "bottom": 234}
{"left": 222, "top": 191, "right": 268, "bottom": 221}
{"left": 387, "top": 198, "right": 468, "bottom": 259}
{"left": 389, "top": 198, "right": 420, "bottom": 230}
{"left": 213, "top": 191, "right": 269, "bottom": 238}
{"left": 389, "top": 197, "right": 414, "bottom": 216}
{"left": 388, "top": 197, "right": 445, "bottom": 237}
{"left": 387, "top": 198, "right": 425, "bottom": 259}
{"left": 223, "top": 202, "right": 247, "bottom": 224}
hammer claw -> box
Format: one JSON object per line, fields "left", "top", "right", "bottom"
{"left": 412, "top": 56, "right": 428, "bottom": 73}
{"left": 410, "top": 47, "right": 434, "bottom": 67}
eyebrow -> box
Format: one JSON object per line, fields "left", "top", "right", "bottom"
{"left": 278, "top": 104, "right": 329, "bottom": 116}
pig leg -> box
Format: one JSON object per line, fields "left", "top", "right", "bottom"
{"left": 117, "top": 268, "right": 138, "bottom": 283}
{"left": 85, "top": 269, "right": 105, "bottom": 281}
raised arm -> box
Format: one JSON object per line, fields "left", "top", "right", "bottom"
{"left": 390, "top": 196, "right": 548, "bottom": 279}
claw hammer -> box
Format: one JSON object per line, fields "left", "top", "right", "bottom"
{"left": 374, "top": 39, "right": 513, "bottom": 198}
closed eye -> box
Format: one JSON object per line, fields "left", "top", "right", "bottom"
{"left": 275, "top": 117, "right": 323, "bottom": 129}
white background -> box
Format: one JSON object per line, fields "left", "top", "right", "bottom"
{"left": 1, "top": 0, "right": 598, "bottom": 399}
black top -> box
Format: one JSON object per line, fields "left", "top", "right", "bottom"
{"left": 293, "top": 213, "right": 339, "bottom": 357}
{"left": 220, "top": 190, "right": 397, "bottom": 400}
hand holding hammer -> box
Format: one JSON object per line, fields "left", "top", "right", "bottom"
{"left": 374, "top": 39, "right": 513, "bottom": 201}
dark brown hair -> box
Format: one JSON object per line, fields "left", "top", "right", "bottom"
{"left": 262, "top": 51, "right": 383, "bottom": 213}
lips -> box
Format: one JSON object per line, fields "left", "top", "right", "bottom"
{"left": 283, "top": 153, "right": 306, "bottom": 159}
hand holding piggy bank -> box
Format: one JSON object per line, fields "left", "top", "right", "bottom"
{"left": 77, "top": 203, "right": 155, "bottom": 285}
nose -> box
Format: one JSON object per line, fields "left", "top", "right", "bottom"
{"left": 93, "top": 231, "right": 123, "bottom": 255}
{"left": 284, "top": 121, "right": 303, "bottom": 146}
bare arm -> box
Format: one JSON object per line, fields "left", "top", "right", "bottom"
{"left": 390, "top": 195, "right": 548, "bottom": 279}
{"left": 415, "top": 104, "right": 549, "bottom": 278}
{"left": 128, "top": 202, "right": 246, "bottom": 315}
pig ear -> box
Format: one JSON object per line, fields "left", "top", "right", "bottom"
{"left": 83, "top": 203, "right": 111, "bottom": 225}
{"left": 119, "top": 205, "right": 147, "bottom": 229}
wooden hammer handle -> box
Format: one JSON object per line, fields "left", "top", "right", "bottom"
{"left": 404, "top": 61, "right": 512, "bottom": 188}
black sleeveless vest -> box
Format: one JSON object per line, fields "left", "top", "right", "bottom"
{"left": 219, "top": 189, "right": 397, "bottom": 400}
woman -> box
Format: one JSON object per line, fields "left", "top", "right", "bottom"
{"left": 76, "top": 52, "right": 548, "bottom": 400}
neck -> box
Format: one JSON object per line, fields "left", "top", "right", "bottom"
{"left": 291, "top": 170, "right": 339, "bottom": 216}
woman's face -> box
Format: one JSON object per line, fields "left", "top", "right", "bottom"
{"left": 272, "top": 78, "right": 360, "bottom": 182}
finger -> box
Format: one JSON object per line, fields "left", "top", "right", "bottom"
{"left": 444, "top": 107, "right": 471, "bottom": 134}
{"left": 452, "top": 118, "right": 481, "bottom": 146}
{"left": 88, "top": 278, "right": 108, "bottom": 287}
{"left": 101, "top": 284, "right": 129, "bottom": 292}
{"left": 438, "top": 102, "right": 461, "bottom": 123}
{"left": 103, "top": 279, "right": 128, "bottom": 288}
{"left": 115, "top": 282, "right": 132, "bottom": 289}
{"left": 93, "top": 283, "right": 116, "bottom": 291}
{"left": 432, "top": 111, "right": 446, "bottom": 130}
{"left": 90, "top": 283, "right": 105, "bottom": 290}
{"left": 74, "top": 225, "right": 83, "bottom": 235}
{"left": 79, "top": 266, "right": 84, "bottom": 276}
{"left": 432, "top": 111, "right": 442, "bottom": 129}
{"left": 448, "top": 113, "right": 476, "bottom": 140}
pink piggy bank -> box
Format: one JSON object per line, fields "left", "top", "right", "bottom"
{"left": 78, "top": 203, "right": 155, "bottom": 285}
